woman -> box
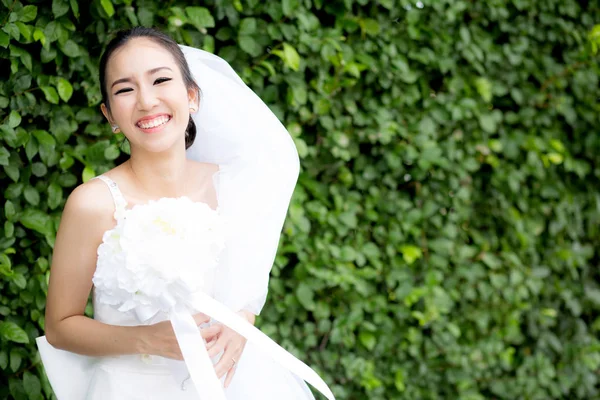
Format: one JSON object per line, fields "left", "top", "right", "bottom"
{"left": 37, "top": 27, "right": 334, "bottom": 400}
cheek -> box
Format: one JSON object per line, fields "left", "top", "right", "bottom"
{"left": 109, "top": 97, "right": 135, "bottom": 122}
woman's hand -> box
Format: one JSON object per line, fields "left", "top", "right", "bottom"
{"left": 202, "top": 310, "right": 256, "bottom": 388}
{"left": 139, "top": 313, "right": 211, "bottom": 360}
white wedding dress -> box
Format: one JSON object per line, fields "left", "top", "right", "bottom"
{"left": 78, "top": 175, "right": 315, "bottom": 400}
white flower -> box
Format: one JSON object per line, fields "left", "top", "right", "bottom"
{"left": 93, "top": 197, "right": 225, "bottom": 318}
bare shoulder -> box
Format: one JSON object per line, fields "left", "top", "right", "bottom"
{"left": 189, "top": 160, "right": 219, "bottom": 175}
{"left": 188, "top": 161, "right": 220, "bottom": 185}
{"left": 62, "top": 178, "right": 114, "bottom": 226}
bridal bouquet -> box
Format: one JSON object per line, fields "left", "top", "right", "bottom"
{"left": 93, "top": 197, "right": 226, "bottom": 316}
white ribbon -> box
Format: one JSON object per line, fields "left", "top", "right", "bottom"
{"left": 163, "top": 294, "right": 335, "bottom": 400}
{"left": 168, "top": 305, "right": 226, "bottom": 400}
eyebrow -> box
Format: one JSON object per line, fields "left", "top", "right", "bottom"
{"left": 110, "top": 67, "right": 173, "bottom": 89}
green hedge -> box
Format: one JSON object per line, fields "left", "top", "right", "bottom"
{"left": 1, "top": 0, "right": 600, "bottom": 399}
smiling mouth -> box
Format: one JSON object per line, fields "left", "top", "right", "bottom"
{"left": 136, "top": 115, "right": 172, "bottom": 130}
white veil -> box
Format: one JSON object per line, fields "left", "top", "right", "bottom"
{"left": 182, "top": 45, "right": 299, "bottom": 315}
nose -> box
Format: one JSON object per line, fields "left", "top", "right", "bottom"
{"left": 136, "top": 84, "right": 159, "bottom": 111}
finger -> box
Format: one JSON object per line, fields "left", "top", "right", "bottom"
{"left": 193, "top": 312, "right": 210, "bottom": 325}
{"left": 214, "top": 349, "right": 239, "bottom": 379}
{"left": 207, "top": 341, "right": 225, "bottom": 358}
{"left": 224, "top": 364, "right": 237, "bottom": 388}
{"left": 200, "top": 325, "right": 221, "bottom": 340}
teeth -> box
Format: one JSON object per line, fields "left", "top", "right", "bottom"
{"left": 138, "top": 116, "right": 170, "bottom": 129}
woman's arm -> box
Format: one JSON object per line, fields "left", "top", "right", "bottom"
{"left": 44, "top": 180, "right": 208, "bottom": 359}
{"left": 44, "top": 180, "right": 145, "bottom": 356}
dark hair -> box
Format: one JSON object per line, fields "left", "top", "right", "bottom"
{"left": 99, "top": 27, "right": 200, "bottom": 150}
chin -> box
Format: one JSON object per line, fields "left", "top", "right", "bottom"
{"left": 130, "top": 136, "right": 186, "bottom": 154}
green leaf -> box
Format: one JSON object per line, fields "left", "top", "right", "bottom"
{"left": 48, "top": 183, "right": 63, "bottom": 209}
{"left": 10, "top": 349, "right": 22, "bottom": 372}
{"left": 8, "top": 110, "right": 21, "bottom": 128}
{"left": 82, "top": 166, "right": 95, "bottom": 182}
{"left": 20, "top": 209, "right": 52, "bottom": 236}
{"left": 23, "top": 371, "right": 41, "bottom": 399}
{"left": 4, "top": 165, "right": 20, "bottom": 182}
{"left": 0, "top": 31, "right": 9, "bottom": 48}
{"left": 10, "top": 45, "right": 32, "bottom": 71}
{"left": 5, "top": 200, "right": 16, "bottom": 219}
{"left": 361, "top": 18, "right": 380, "bottom": 36}
{"left": 479, "top": 113, "right": 497, "bottom": 133}
{"left": 0, "top": 321, "right": 29, "bottom": 344}
{"left": 60, "top": 39, "right": 80, "bottom": 57}
{"left": 400, "top": 245, "right": 423, "bottom": 265}
{"left": 0, "top": 146, "right": 9, "bottom": 166}
{"left": 239, "top": 18, "right": 257, "bottom": 35}
{"left": 24, "top": 187, "right": 40, "bottom": 206}
{"left": 296, "top": 283, "right": 315, "bottom": 310}
{"left": 11, "top": 273, "right": 26, "bottom": 289}
{"left": 33, "top": 130, "right": 56, "bottom": 146}
{"left": 44, "top": 21, "right": 61, "bottom": 43}
{"left": 18, "top": 5, "right": 38, "bottom": 23}
{"left": 137, "top": 8, "right": 154, "bottom": 27}
{"left": 100, "top": 0, "right": 115, "bottom": 17}
{"left": 104, "top": 145, "right": 120, "bottom": 160}
{"left": 4, "top": 221, "right": 14, "bottom": 237}
{"left": 59, "top": 153, "right": 74, "bottom": 170}
{"left": 359, "top": 331, "right": 376, "bottom": 350}
{"left": 4, "top": 22, "right": 20, "bottom": 41}
{"left": 239, "top": 35, "right": 261, "bottom": 57}
{"left": 31, "top": 162, "right": 47, "bottom": 177}
{"left": 282, "top": 43, "right": 301, "bottom": 71}
{"left": 282, "top": 0, "right": 299, "bottom": 16}
{"left": 394, "top": 369, "right": 406, "bottom": 392}
{"left": 0, "top": 253, "right": 12, "bottom": 276}
{"left": 475, "top": 77, "right": 493, "bottom": 102}
{"left": 41, "top": 86, "right": 59, "bottom": 104}
{"left": 52, "top": 0, "right": 70, "bottom": 18}
{"left": 70, "top": 0, "right": 80, "bottom": 18}
{"left": 57, "top": 78, "right": 73, "bottom": 101}
{"left": 547, "top": 152, "right": 563, "bottom": 165}
{"left": 15, "top": 22, "right": 32, "bottom": 42}
{"left": 585, "top": 287, "right": 600, "bottom": 306}
{"left": 185, "top": 7, "right": 215, "bottom": 30}
{"left": 0, "top": 351, "right": 7, "bottom": 370}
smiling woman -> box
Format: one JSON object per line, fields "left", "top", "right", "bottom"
{"left": 34, "top": 27, "right": 335, "bottom": 400}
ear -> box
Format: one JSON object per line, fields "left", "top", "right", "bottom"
{"left": 100, "top": 103, "right": 113, "bottom": 124}
{"left": 188, "top": 88, "right": 199, "bottom": 113}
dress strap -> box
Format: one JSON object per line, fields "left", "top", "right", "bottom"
{"left": 94, "top": 175, "right": 128, "bottom": 221}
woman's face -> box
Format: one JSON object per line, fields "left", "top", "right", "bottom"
{"left": 101, "top": 37, "right": 196, "bottom": 154}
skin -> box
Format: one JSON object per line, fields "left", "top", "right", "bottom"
{"left": 44, "top": 37, "right": 254, "bottom": 389}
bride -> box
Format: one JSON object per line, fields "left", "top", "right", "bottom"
{"left": 37, "top": 27, "right": 334, "bottom": 400}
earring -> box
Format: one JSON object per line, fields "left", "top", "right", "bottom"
{"left": 189, "top": 103, "right": 196, "bottom": 112}
{"left": 112, "top": 125, "right": 120, "bottom": 133}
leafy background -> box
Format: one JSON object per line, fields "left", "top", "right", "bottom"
{"left": 1, "top": 0, "right": 599, "bottom": 399}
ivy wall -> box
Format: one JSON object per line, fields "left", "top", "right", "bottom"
{"left": 0, "top": 0, "right": 599, "bottom": 399}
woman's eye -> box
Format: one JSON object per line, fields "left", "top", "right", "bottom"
{"left": 115, "top": 88, "right": 133, "bottom": 95}
{"left": 155, "top": 77, "right": 172, "bottom": 84}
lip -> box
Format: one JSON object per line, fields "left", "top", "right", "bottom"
{"left": 135, "top": 113, "right": 172, "bottom": 133}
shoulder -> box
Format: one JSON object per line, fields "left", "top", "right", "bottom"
{"left": 188, "top": 160, "right": 219, "bottom": 178}
{"left": 62, "top": 178, "right": 114, "bottom": 223}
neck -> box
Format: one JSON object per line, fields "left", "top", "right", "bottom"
{"left": 128, "top": 149, "right": 189, "bottom": 199}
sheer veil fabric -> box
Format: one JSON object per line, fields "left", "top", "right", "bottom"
{"left": 181, "top": 45, "right": 300, "bottom": 315}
